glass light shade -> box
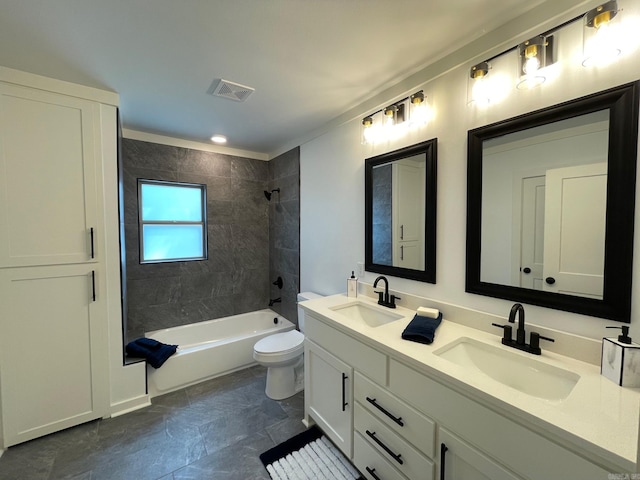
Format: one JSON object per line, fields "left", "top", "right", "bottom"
{"left": 362, "top": 115, "right": 386, "bottom": 145}
{"left": 582, "top": 1, "right": 621, "bottom": 67}
{"left": 516, "top": 37, "right": 549, "bottom": 90}
{"left": 467, "top": 62, "right": 491, "bottom": 105}
{"left": 409, "top": 91, "right": 430, "bottom": 125}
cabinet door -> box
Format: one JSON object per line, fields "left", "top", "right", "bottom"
{"left": 305, "top": 339, "right": 353, "bottom": 457}
{"left": 0, "top": 83, "right": 100, "bottom": 267}
{"left": 0, "top": 264, "right": 109, "bottom": 446}
{"left": 439, "top": 428, "right": 521, "bottom": 480}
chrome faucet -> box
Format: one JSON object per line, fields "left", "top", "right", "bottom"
{"left": 492, "top": 303, "right": 555, "bottom": 355}
{"left": 373, "top": 275, "right": 401, "bottom": 309}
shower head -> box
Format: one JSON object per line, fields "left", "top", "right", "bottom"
{"left": 264, "top": 188, "right": 280, "bottom": 201}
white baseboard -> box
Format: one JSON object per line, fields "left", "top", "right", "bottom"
{"left": 109, "top": 395, "right": 151, "bottom": 418}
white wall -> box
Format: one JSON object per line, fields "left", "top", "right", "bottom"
{"left": 301, "top": 0, "right": 640, "bottom": 341}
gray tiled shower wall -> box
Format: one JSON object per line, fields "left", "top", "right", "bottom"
{"left": 122, "top": 139, "right": 300, "bottom": 341}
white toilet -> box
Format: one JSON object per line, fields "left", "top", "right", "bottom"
{"left": 253, "top": 291, "right": 322, "bottom": 400}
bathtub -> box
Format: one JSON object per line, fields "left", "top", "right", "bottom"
{"left": 145, "top": 309, "right": 294, "bottom": 397}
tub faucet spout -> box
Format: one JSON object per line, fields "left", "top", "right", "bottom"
{"left": 269, "top": 297, "right": 281, "bottom": 307}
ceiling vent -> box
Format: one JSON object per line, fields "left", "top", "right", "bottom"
{"left": 207, "top": 79, "right": 255, "bottom": 102}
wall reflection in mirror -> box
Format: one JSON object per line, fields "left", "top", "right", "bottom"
{"left": 467, "top": 82, "right": 639, "bottom": 322}
{"left": 366, "top": 139, "right": 437, "bottom": 283}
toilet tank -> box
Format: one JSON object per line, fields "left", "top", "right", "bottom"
{"left": 297, "top": 291, "right": 322, "bottom": 333}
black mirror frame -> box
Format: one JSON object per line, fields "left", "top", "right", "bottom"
{"left": 365, "top": 138, "right": 437, "bottom": 283}
{"left": 466, "top": 81, "right": 639, "bottom": 323}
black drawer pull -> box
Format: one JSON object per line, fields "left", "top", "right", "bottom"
{"left": 440, "top": 443, "right": 448, "bottom": 480}
{"left": 366, "top": 397, "right": 404, "bottom": 426}
{"left": 90, "top": 227, "right": 95, "bottom": 259}
{"left": 365, "top": 430, "right": 403, "bottom": 465}
{"left": 366, "top": 466, "right": 381, "bottom": 480}
{"left": 342, "top": 373, "right": 348, "bottom": 412}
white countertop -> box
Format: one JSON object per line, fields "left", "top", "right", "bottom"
{"left": 301, "top": 293, "right": 640, "bottom": 472}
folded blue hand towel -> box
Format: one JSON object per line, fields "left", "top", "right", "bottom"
{"left": 401, "top": 312, "right": 443, "bottom": 345}
{"left": 126, "top": 337, "right": 178, "bottom": 369}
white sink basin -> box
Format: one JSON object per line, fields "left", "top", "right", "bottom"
{"left": 330, "top": 300, "right": 404, "bottom": 327}
{"left": 433, "top": 337, "right": 580, "bottom": 402}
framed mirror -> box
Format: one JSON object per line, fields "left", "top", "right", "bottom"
{"left": 467, "top": 82, "right": 639, "bottom": 322}
{"left": 365, "top": 139, "right": 437, "bottom": 283}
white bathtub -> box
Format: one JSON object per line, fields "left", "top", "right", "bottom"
{"left": 145, "top": 309, "right": 294, "bottom": 397}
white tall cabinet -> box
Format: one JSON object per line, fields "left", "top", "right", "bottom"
{"left": 0, "top": 71, "right": 116, "bottom": 446}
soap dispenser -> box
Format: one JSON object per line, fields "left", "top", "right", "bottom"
{"left": 601, "top": 326, "right": 640, "bottom": 387}
{"left": 347, "top": 271, "right": 358, "bottom": 298}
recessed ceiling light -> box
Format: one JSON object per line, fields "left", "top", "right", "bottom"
{"left": 211, "top": 135, "right": 227, "bottom": 144}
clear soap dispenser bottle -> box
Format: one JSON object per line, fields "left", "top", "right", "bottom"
{"left": 347, "top": 271, "right": 358, "bottom": 298}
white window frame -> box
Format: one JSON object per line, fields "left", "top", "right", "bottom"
{"left": 137, "top": 178, "right": 208, "bottom": 264}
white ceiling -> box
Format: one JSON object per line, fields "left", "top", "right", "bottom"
{"left": 0, "top": 0, "right": 545, "bottom": 156}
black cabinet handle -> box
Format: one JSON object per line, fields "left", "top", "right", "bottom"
{"left": 545, "top": 276, "right": 556, "bottom": 285}
{"left": 366, "top": 430, "right": 403, "bottom": 465}
{"left": 366, "top": 397, "right": 404, "bottom": 426}
{"left": 342, "top": 373, "right": 348, "bottom": 412}
{"left": 365, "top": 467, "right": 381, "bottom": 480}
{"left": 90, "top": 227, "right": 95, "bottom": 259}
{"left": 91, "top": 270, "right": 96, "bottom": 302}
{"left": 440, "top": 443, "right": 448, "bottom": 480}
{"left": 522, "top": 267, "right": 531, "bottom": 274}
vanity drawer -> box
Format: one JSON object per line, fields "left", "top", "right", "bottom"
{"left": 354, "top": 431, "right": 407, "bottom": 480}
{"left": 305, "top": 314, "right": 387, "bottom": 384}
{"left": 354, "top": 372, "right": 435, "bottom": 458}
{"left": 355, "top": 402, "right": 434, "bottom": 480}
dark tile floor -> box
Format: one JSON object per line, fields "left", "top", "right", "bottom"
{"left": 0, "top": 366, "right": 306, "bottom": 480}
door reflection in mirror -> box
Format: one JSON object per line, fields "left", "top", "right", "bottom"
{"left": 480, "top": 110, "right": 609, "bottom": 299}
{"left": 372, "top": 154, "right": 426, "bottom": 270}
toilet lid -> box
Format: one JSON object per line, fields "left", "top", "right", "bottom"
{"left": 254, "top": 330, "right": 304, "bottom": 354}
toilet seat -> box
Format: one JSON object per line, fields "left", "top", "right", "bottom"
{"left": 254, "top": 330, "right": 304, "bottom": 356}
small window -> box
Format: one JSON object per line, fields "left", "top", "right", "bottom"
{"left": 138, "top": 179, "right": 207, "bottom": 263}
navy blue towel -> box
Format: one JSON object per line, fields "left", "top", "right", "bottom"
{"left": 401, "top": 312, "right": 443, "bottom": 345}
{"left": 126, "top": 337, "right": 178, "bottom": 369}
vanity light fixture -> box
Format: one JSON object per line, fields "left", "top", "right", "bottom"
{"left": 210, "top": 134, "right": 227, "bottom": 144}
{"left": 467, "top": 62, "right": 491, "bottom": 105}
{"left": 516, "top": 35, "right": 554, "bottom": 90}
{"left": 582, "top": 0, "right": 622, "bottom": 67}
{"left": 361, "top": 90, "right": 426, "bottom": 144}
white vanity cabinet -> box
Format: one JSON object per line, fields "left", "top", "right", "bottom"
{"left": 354, "top": 372, "right": 435, "bottom": 480}
{"left": 438, "top": 428, "right": 521, "bottom": 480}
{"left": 303, "top": 307, "right": 615, "bottom": 480}
{"left": 389, "top": 359, "right": 611, "bottom": 480}
{"left": 304, "top": 313, "right": 388, "bottom": 458}
{"left": 305, "top": 339, "right": 353, "bottom": 455}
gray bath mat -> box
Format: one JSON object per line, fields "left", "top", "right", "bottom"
{"left": 259, "top": 426, "right": 362, "bottom": 479}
